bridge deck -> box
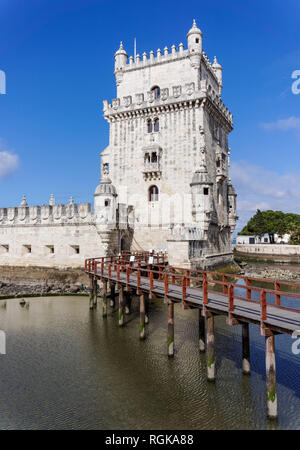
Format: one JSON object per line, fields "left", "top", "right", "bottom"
{"left": 87, "top": 268, "right": 300, "bottom": 335}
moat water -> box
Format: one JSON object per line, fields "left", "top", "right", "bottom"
{"left": 0, "top": 293, "right": 300, "bottom": 430}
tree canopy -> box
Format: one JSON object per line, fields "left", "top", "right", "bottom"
{"left": 238, "top": 210, "right": 300, "bottom": 244}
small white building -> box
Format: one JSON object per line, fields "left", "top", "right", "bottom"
{"left": 236, "top": 233, "right": 290, "bottom": 245}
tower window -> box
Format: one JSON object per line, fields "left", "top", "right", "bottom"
{"left": 147, "top": 119, "right": 153, "bottom": 133}
{"left": 70, "top": 245, "right": 80, "bottom": 255}
{"left": 195, "top": 38, "right": 199, "bottom": 43}
{"left": 204, "top": 188, "right": 209, "bottom": 195}
{"left": 151, "top": 152, "right": 157, "bottom": 163}
{"left": 148, "top": 185, "right": 159, "bottom": 202}
{"left": 151, "top": 86, "right": 160, "bottom": 99}
{"left": 153, "top": 118, "right": 159, "bottom": 132}
{"left": 103, "top": 162, "right": 109, "bottom": 175}
{"left": 104, "top": 199, "right": 110, "bottom": 207}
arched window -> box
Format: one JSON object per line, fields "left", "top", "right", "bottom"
{"left": 151, "top": 152, "right": 157, "bottom": 163}
{"left": 147, "top": 119, "right": 153, "bottom": 133}
{"left": 153, "top": 118, "right": 159, "bottom": 132}
{"left": 151, "top": 86, "right": 160, "bottom": 99}
{"left": 149, "top": 185, "right": 159, "bottom": 202}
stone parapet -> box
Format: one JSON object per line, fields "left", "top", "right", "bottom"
{"left": 103, "top": 82, "right": 232, "bottom": 126}
{"left": 0, "top": 202, "right": 93, "bottom": 226}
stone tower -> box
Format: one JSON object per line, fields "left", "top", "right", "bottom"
{"left": 97, "top": 20, "right": 237, "bottom": 268}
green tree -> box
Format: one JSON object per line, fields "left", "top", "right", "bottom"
{"left": 238, "top": 209, "right": 266, "bottom": 238}
{"left": 238, "top": 209, "right": 300, "bottom": 244}
{"left": 252, "top": 209, "right": 265, "bottom": 240}
{"left": 289, "top": 225, "right": 300, "bottom": 245}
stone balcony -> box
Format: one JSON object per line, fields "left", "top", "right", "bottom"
{"left": 142, "top": 162, "right": 161, "bottom": 181}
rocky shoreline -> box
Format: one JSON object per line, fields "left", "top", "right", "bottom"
{"left": 0, "top": 266, "right": 90, "bottom": 298}
{"left": 1, "top": 261, "right": 300, "bottom": 300}
{"left": 237, "top": 261, "right": 300, "bottom": 283}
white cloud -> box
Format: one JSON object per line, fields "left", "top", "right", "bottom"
{"left": 230, "top": 161, "right": 300, "bottom": 232}
{"left": 261, "top": 116, "right": 300, "bottom": 131}
{"left": 0, "top": 151, "right": 19, "bottom": 178}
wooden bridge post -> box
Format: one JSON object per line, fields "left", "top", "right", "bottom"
{"left": 119, "top": 285, "right": 125, "bottom": 326}
{"left": 206, "top": 313, "right": 215, "bottom": 381}
{"left": 125, "top": 291, "right": 131, "bottom": 315}
{"left": 139, "top": 293, "right": 146, "bottom": 340}
{"left": 265, "top": 333, "right": 277, "bottom": 419}
{"left": 199, "top": 309, "right": 205, "bottom": 352}
{"left": 168, "top": 302, "right": 174, "bottom": 357}
{"left": 102, "top": 279, "right": 107, "bottom": 317}
{"left": 242, "top": 323, "right": 250, "bottom": 375}
{"left": 109, "top": 283, "right": 115, "bottom": 307}
{"left": 93, "top": 278, "right": 98, "bottom": 308}
{"left": 145, "top": 292, "right": 149, "bottom": 324}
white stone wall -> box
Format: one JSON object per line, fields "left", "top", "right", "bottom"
{"left": 0, "top": 202, "right": 105, "bottom": 267}
{"left": 234, "top": 244, "right": 300, "bottom": 256}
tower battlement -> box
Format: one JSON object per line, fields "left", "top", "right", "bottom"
{"left": 117, "top": 48, "right": 219, "bottom": 88}
{"left": 0, "top": 195, "right": 93, "bottom": 226}
{"left": 103, "top": 78, "right": 232, "bottom": 126}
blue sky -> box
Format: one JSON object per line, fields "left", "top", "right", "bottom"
{"left": 0, "top": 0, "right": 299, "bottom": 232}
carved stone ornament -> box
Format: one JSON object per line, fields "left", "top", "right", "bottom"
{"left": 112, "top": 98, "right": 120, "bottom": 110}
{"left": 173, "top": 85, "right": 182, "bottom": 98}
{"left": 185, "top": 82, "right": 195, "bottom": 96}
{"left": 123, "top": 95, "right": 132, "bottom": 107}
{"left": 161, "top": 88, "right": 169, "bottom": 101}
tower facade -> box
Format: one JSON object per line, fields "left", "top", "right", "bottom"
{"left": 97, "top": 20, "right": 237, "bottom": 268}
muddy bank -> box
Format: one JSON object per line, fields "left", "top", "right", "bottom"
{"left": 236, "top": 260, "right": 300, "bottom": 283}
{"left": 2, "top": 260, "right": 300, "bottom": 300}
{"left": 0, "top": 266, "right": 90, "bottom": 298}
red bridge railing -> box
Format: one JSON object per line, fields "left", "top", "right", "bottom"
{"left": 85, "top": 253, "right": 300, "bottom": 325}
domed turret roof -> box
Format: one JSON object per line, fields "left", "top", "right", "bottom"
{"left": 115, "top": 41, "right": 128, "bottom": 57}
{"left": 19, "top": 195, "right": 28, "bottom": 207}
{"left": 212, "top": 56, "right": 222, "bottom": 70}
{"left": 228, "top": 183, "right": 236, "bottom": 196}
{"left": 94, "top": 177, "right": 117, "bottom": 196}
{"left": 190, "top": 164, "right": 212, "bottom": 186}
{"left": 187, "top": 19, "right": 202, "bottom": 38}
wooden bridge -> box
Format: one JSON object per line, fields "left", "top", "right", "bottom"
{"left": 85, "top": 251, "right": 300, "bottom": 420}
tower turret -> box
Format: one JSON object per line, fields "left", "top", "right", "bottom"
{"left": 190, "top": 164, "right": 213, "bottom": 231}
{"left": 94, "top": 175, "right": 117, "bottom": 227}
{"left": 94, "top": 171, "right": 118, "bottom": 255}
{"left": 212, "top": 56, "right": 223, "bottom": 95}
{"left": 187, "top": 19, "right": 202, "bottom": 54}
{"left": 227, "top": 182, "right": 237, "bottom": 232}
{"left": 114, "top": 41, "right": 128, "bottom": 71}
